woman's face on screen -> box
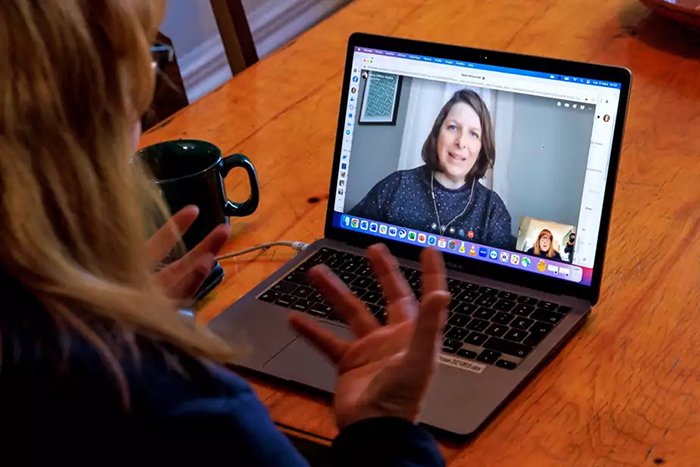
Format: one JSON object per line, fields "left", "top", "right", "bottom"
{"left": 436, "top": 102, "right": 482, "bottom": 183}
{"left": 539, "top": 234, "right": 552, "bottom": 252}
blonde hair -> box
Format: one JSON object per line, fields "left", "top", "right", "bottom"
{"left": 534, "top": 229, "right": 557, "bottom": 258}
{"left": 0, "top": 1, "right": 233, "bottom": 406}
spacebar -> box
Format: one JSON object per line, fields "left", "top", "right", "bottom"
{"left": 483, "top": 337, "right": 533, "bottom": 358}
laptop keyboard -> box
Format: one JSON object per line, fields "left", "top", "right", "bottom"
{"left": 257, "top": 247, "right": 571, "bottom": 370}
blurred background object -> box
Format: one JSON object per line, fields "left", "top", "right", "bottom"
{"left": 142, "top": 33, "right": 189, "bottom": 131}
{"left": 159, "top": 0, "right": 351, "bottom": 103}
{"left": 637, "top": 0, "right": 700, "bottom": 29}
{"left": 144, "top": 0, "right": 351, "bottom": 129}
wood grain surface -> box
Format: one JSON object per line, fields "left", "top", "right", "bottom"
{"left": 140, "top": 0, "right": 700, "bottom": 465}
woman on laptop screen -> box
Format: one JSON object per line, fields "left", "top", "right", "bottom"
{"left": 526, "top": 229, "right": 563, "bottom": 260}
{"left": 350, "top": 89, "right": 515, "bottom": 249}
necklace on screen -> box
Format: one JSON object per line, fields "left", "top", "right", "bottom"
{"left": 431, "top": 173, "right": 475, "bottom": 235}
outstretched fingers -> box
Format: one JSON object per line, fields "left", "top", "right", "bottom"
{"left": 309, "top": 265, "right": 380, "bottom": 337}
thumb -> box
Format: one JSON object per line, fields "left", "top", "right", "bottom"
{"left": 289, "top": 313, "right": 350, "bottom": 364}
{"left": 404, "top": 290, "right": 450, "bottom": 374}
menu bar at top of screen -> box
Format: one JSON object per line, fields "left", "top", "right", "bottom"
{"left": 354, "top": 47, "right": 622, "bottom": 89}
{"left": 352, "top": 50, "right": 620, "bottom": 107}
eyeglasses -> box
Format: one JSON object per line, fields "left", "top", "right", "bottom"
{"left": 150, "top": 45, "right": 174, "bottom": 71}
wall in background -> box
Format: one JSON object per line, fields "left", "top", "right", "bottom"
{"left": 344, "top": 76, "right": 412, "bottom": 212}
{"left": 161, "top": 0, "right": 349, "bottom": 102}
{"left": 506, "top": 93, "right": 593, "bottom": 236}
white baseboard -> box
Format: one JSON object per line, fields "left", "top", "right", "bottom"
{"left": 178, "top": 35, "right": 232, "bottom": 103}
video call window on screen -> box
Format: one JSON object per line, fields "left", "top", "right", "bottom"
{"left": 341, "top": 68, "right": 596, "bottom": 269}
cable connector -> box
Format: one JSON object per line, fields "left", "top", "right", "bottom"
{"left": 215, "top": 240, "right": 310, "bottom": 261}
{"left": 290, "top": 241, "right": 309, "bottom": 252}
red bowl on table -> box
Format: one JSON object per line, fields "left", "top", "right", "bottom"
{"left": 637, "top": 0, "right": 700, "bottom": 29}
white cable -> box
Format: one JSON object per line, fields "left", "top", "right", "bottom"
{"left": 215, "top": 241, "right": 309, "bottom": 261}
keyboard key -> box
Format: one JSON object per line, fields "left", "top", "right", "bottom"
{"left": 310, "top": 292, "right": 325, "bottom": 303}
{"left": 477, "top": 349, "right": 501, "bottom": 364}
{"left": 449, "top": 299, "right": 462, "bottom": 311}
{"left": 403, "top": 267, "right": 420, "bottom": 278}
{"left": 539, "top": 300, "right": 559, "bottom": 311}
{"left": 485, "top": 324, "right": 508, "bottom": 337}
{"left": 522, "top": 322, "right": 553, "bottom": 346}
{"left": 517, "top": 296, "right": 539, "bottom": 305}
{"left": 275, "top": 295, "right": 297, "bottom": 308}
{"left": 464, "top": 332, "right": 488, "bottom": 346}
{"left": 496, "top": 360, "right": 517, "bottom": 370}
{"left": 531, "top": 308, "right": 564, "bottom": 324}
{"left": 473, "top": 307, "right": 495, "bottom": 320}
{"left": 498, "top": 291, "right": 518, "bottom": 300}
{"left": 361, "top": 291, "right": 384, "bottom": 304}
{"left": 341, "top": 262, "right": 360, "bottom": 273}
{"left": 293, "top": 286, "right": 314, "bottom": 299}
{"left": 457, "top": 349, "right": 478, "bottom": 359}
{"left": 442, "top": 339, "right": 462, "bottom": 354}
{"left": 511, "top": 304, "right": 534, "bottom": 316}
{"left": 492, "top": 312, "right": 514, "bottom": 325}
{"left": 446, "top": 327, "right": 469, "bottom": 341}
{"left": 309, "top": 253, "right": 326, "bottom": 264}
{"left": 353, "top": 277, "right": 374, "bottom": 289}
{"left": 259, "top": 291, "right": 280, "bottom": 302}
{"left": 374, "top": 307, "right": 388, "bottom": 325}
{"left": 466, "top": 319, "right": 489, "bottom": 332}
{"left": 356, "top": 266, "right": 373, "bottom": 277}
{"left": 479, "top": 287, "right": 498, "bottom": 296}
{"left": 462, "top": 282, "right": 480, "bottom": 291}
{"left": 456, "top": 290, "right": 480, "bottom": 303}
{"left": 339, "top": 272, "right": 356, "bottom": 284}
{"left": 475, "top": 295, "right": 498, "bottom": 307}
{"left": 326, "top": 257, "right": 345, "bottom": 269}
{"left": 272, "top": 281, "right": 297, "bottom": 295}
{"left": 503, "top": 328, "right": 528, "bottom": 342}
{"left": 366, "top": 303, "right": 380, "bottom": 314}
{"left": 309, "top": 303, "right": 333, "bottom": 317}
{"left": 483, "top": 337, "right": 532, "bottom": 358}
{"left": 367, "top": 281, "right": 382, "bottom": 292}
{"left": 448, "top": 314, "right": 470, "bottom": 328}
{"left": 557, "top": 305, "right": 572, "bottom": 314}
{"left": 511, "top": 317, "right": 534, "bottom": 330}
{"left": 291, "top": 300, "right": 311, "bottom": 311}
{"left": 453, "top": 303, "right": 479, "bottom": 316}
{"left": 285, "top": 271, "right": 311, "bottom": 285}
{"left": 493, "top": 300, "right": 516, "bottom": 312}
{"left": 350, "top": 286, "right": 366, "bottom": 297}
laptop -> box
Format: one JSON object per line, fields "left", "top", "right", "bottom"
{"left": 210, "top": 33, "right": 631, "bottom": 436}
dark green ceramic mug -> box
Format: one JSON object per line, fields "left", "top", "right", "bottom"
{"left": 137, "top": 139, "right": 259, "bottom": 251}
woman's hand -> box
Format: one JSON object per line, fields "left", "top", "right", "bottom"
{"left": 289, "top": 244, "right": 450, "bottom": 429}
{"left": 147, "top": 206, "right": 229, "bottom": 301}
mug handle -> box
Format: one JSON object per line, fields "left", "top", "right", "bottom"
{"left": 219, "top": 153, "right": 260, "bottom": 217}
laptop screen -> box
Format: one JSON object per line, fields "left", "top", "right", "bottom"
{"left": 331, "top": 45, "right": 623, "bottom": 287}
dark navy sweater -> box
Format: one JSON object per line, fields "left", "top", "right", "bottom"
{"left": 0, "top": 272, "right": 444, "bottom": 466}
{"left": 350, "top": 165, "right": 516, "bottom": 250}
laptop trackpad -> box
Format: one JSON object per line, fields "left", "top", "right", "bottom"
{"left": 263, "top": 322, "right": 353, "bottom": 393}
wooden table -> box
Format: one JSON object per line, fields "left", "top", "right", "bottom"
{"left": 141, "top": 0, "right": 700, "bottom": 464}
